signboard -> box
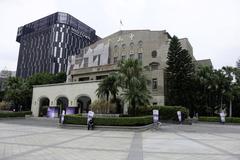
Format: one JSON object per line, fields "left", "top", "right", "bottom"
{"left": 153, "top": 109, "right": 159, "bottom": 123}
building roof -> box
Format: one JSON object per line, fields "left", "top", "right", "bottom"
{"left": 16, "top": 12, "right": 96, "bottom": 42}
{"left": 195, "top": 59, "right": 213, "bottom": 67}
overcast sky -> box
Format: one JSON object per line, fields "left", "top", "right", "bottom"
{"left": 0, "top": 0, "right": 239, "bottom": 71}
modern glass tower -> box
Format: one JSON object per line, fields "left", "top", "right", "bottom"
{"left": 16, "top": 12, "right": 98, "bottom": 78}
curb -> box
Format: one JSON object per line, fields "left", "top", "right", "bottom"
{"left": 197, "top": 121, "right": 240, "bottom": 125}
{"left": 59, "top": 123, "right": 155, "bottom": 131}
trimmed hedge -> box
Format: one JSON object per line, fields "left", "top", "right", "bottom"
{"left": 0, "top": 111, "right": 32, "bottom": 118}
{"left": 64, "top": 115, "right": 152, "bottom": 126}
{"left": 199, "top": 116, "right": 240, "bottom": 123}
{"left": 128, "top": 105, "right": 189, "bottom": 121}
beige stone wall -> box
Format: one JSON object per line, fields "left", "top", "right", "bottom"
{"left": 31, "top": 81, "right": 99, "bottom": 117}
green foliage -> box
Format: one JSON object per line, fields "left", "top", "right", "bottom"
{"left": 155, "top": 106, "right": 189, "bottom": 121}
{"left": 27, "top": 72, "right": 66, "bottom": 86}
{"left": 4, "top": 77, "right": 32, "bottom": 109}
{"left": 199, "top": 116, "right": 240, "bottom": 123}
{"left": 128, "top": 105, "right": 189, "bottom": 121}
{"left": 3, "top": 72, "right": 66, "bottom": 110}
{"left": 96, "top": 59, "right": 151, "bottom": 115}
{"left": 52, "top": 72, "right": 67, "bottom": 83}
{"left": 0, "top": 91, "right": 4, "bottom": 101}
{"left": 64, "top": 115, "right": 153, "bottom": 126}
{"left": 194, "top": 66, "right": 240, "bottom": 116}
{"left": 226, "top": 117, "right": 240, "bottom": 123}
{"left": 0, "top": 111, "right": 32, "bottom": 118}
{"left": 118, "top": 59, "right": 151, "bottom": 115}
{"left": 166, "top": 35, "right": 195, "bottom": 111}
{"left": 96, "top": 73, "right": 119, "bottom": 101}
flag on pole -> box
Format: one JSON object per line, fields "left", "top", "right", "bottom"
{"left": 120, "top": 20, "right": 123, "bottom": 26}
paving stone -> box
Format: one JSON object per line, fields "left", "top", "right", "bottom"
{"left": 0, "top": 119, "right": 240, "bottom": 160}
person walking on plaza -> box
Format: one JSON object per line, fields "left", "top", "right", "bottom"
{"left": 59, "top": 110, "right": 65, "bottom": 124}
{"left": 87, "top": 108, "right": 94, "bottom": 130}
{"left": 220, "top": 109, "right": 226, "bottom": 124}
{"left": 177, "top": 111, "right": 182, "bottom": 124}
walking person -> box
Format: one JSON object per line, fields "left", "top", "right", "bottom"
{"left": 177, "top": 111, "right": 182, "bottom": 124}
{"left": 220, "top": 109, "right": 226, "bottom": 124}
{"left": 87, "top": 107, "right": 94, "bottom": 130}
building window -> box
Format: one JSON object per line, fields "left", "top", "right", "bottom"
{"left": 55, "top": 31, "right": 59, "bottom": 42}
{"left": 98, "top": 55, "right": 101, "bottom": 66}
{"left": 96, "top": 75, "right": 108, "bottom": 80}
{"left": 122, "top": 44, "right": 126, "bottom": 49}
{"left": 83, "top": 58, "right": 88, "bottom": 67}
{"left": 152, "top": 50, "right": 157, "bottom": 58}
{"left": 122, "top": 55, "right": 126, "bottom": 61}
{"left": 78, "top": 77, "right": 89, "bottom": 81}
{"left": 151, "top": 64, "right": 159, "bottom": 70}
{"left": 152, "top": 78, "right": 157, "bottom": 90}
{"left": 58, "top": 12, "right": 68, "bottom": 23}
{"left": 138, "top": 53, "right": 142, "bottom": 61}
{"left": 114, "top": 57, "right": 118, "bottom": 64}
{"left": 114, "top": 45, "right": 118, "bottom": 52}
{"left": 93, "top": 55, "right": 101, "bottom": 66}
{"left": 130, "top": 42, "right": 134, "bottom": 49}
{"left": 138, "top": 40, "right": 143, "bottom": 48}
{"left": 130, "top": 54, "right": 134, "bottom": 59}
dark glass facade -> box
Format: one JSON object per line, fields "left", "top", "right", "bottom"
{"left": 16, "top": 12, "right": 99, "bottom": 78}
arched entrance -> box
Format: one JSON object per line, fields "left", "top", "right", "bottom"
{"left": 39, "top": 97, "right": 50, "bottom": 117}
{"left": 77, "top": 96, "right": 91, "bottom": 113}
{"left": 57, "top": 97, "right": 69, "bottom": 117}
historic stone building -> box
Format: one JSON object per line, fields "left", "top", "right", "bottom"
{"left": 31, "top": 29, "right": 211, "bottom": 117}
{"left": 67, "top": 30, "right": 196, "bottom": 105}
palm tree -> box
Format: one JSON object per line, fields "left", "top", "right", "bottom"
{"left": 118, "top": 59, "right": 151, "bottom": 115}
{"left": 96, "top": 78, "right": 110, "bottom": 101}
{"left": 223, "top": 67, "right": 240, "bottom": 117}
{"left": 96, "top": 73, "right": 119, "bottom": 102}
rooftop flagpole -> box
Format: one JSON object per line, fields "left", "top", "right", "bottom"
{"left": 120, "top": 19, "right": 123, "bottom": 30}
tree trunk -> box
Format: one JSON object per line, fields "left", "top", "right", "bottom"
{"left": 132, "top": 100, "right": 136, "bottom": 116}
{"left": 220, "top": 94, "right": 223, "bottom": 110}
{"left": 106, "top": 93, "right": 109, "bottom": 102}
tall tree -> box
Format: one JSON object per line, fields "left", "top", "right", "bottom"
{"left": 118, "top": 59, "right": 151, "bottom": 115}
{"left": 3, "top": 72, "right": 67, "bottom": 110}
{"left": 4, "top": 77, "right": 32, "bottom": 110}
{"left": 96, "top": 73, "right": 119, "bottom": 102}
{"left": 166, "top": 35, "right": 195, "bottom": 111}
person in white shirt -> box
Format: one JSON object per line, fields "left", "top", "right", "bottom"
{"left": 220, "top": 110, "right": 226, "bottom": 124}
{"left": 87, "top": 108, "right": 94, "bottom": 130}
{"left": 177, "top": 111, "right": 182, "bottom": 124}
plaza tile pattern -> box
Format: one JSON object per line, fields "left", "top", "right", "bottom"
{"left": 0, "top": 119, "right": 240, "bottom": 160}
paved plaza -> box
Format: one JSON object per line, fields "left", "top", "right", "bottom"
{"left": 0, "top": 119, "right": 240, "bottom": 160}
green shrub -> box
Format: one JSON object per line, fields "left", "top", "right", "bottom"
{"left": 128, "top": 105, "right": 189, "bottom": 121}
{"left": 0, "top": 111, "right": 32, "bottom": 118}
{"left": 64, "top": 115, "right": 152, "bottom": 126}
{"left": 199, "top": 116, "right": 240, "bottom": 123}
{"left": 226, "top": 117, "right": 240, "bottom": 123}
{"left": 198, "top": 116, "right": 219, "bottom": 122}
